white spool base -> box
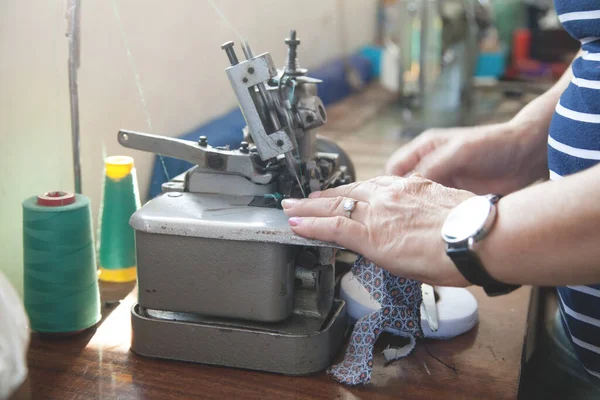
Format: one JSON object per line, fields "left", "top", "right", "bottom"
{"left": 339, "top": 272, "right": 478, "bottom": 339}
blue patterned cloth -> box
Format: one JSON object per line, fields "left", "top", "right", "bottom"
{"left": 328, "top": 256, "right": 423, "bottom": 385}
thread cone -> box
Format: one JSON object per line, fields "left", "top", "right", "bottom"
{"left": 98, "top": 156, "right": 140, "bottom": 282}
{"left": 23, "top": 193, "right": 101, "bottom": 333}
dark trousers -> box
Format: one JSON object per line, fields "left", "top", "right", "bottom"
{"left": 520, "top": 309, "right": 600, "bottom": 399}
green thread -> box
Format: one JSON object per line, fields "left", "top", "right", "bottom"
{"left": 22, "top": 195, "right": 101, "bottom": 333}
{"left": 264, "top": 192, "right": 283, "bottom": 201}
{"left": 288, "top": 79, "right": 296, "bottom": 103}
{"left": 98, "top": 170, "right": 139, "bottom": 270}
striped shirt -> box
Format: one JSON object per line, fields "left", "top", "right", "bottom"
{"left": 550, "top": 0, "right": 600, "bottom": 380}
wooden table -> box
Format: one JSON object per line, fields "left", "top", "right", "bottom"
{"left": 14, "top": 85, "right": 532, "bottom": 399}
{"left": 15, "top": 284, "right": 531, "bottom": 400}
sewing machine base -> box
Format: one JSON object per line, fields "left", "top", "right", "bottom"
{"left": 130, "top": 300, "right": 348, "bottom": 376}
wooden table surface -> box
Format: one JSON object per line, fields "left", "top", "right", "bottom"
{"left": 14, "top": 85, "right": 532, "bottom": 400}
{"left": 15, "top": 283, "right": 531, "bottom": 400}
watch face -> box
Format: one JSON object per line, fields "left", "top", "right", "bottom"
{"left": 442, "top": 196, "right": 493, "bottom": 244}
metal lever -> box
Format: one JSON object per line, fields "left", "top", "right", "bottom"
{"left": 420, "top": 284, "right": 438, "bottom": 332}
{"left": 118, "top": 130, "right": 273, "bottom": 185}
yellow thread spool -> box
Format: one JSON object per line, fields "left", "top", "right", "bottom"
{"left": 98, "top": 156, "right": 140, "bottom": 282}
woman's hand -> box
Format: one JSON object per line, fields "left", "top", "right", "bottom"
{"left": 385, "top": 121, "right": 548, "bottom": 196}
{"left": 282, "top": 175, "right": 474, "bottom": 287}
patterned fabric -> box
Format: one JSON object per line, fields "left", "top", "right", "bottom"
{"left": 328, "top": 256, "right": 423, "bottom": 385}
{"left": 549, "top": 0, "right": 600, "bottom": 380}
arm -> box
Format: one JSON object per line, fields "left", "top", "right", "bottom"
{"left": 283, "top": 165, "right": 600, "bottom": 288}
{"left": 479, "top": 163, "right": 600, "bottom": 286}
{"left": 385, "top": 50, "right": 581, "bottom": 195}
{"left": 504, "top": 50, "right": 580, "bottom": 175}
{"left": 283, "top": 52, "right": 600, "bottom": 288}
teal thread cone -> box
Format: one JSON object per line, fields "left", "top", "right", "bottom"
{"left": 23, "top": 193, "right": 101, "bottom": 333}
{"left": 98, "top": 156, "right": 140, "bottom": 282}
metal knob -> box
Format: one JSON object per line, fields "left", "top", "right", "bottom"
{"left": 198, "top": 136, "right": 208, "bottom": 147}
{"left": 284, "top": 30, "right": 306, "bottom": 76}
{"left": 221, "top": 41, "right": 239, "bottom": 66}
{"left": 285, "top": 30, "right": 300, "bottom": 47}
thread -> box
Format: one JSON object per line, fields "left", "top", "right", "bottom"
{"left": 112, "top": 0, "right": 170, "bottom": 181}
{"left": 23, "top": 192, "right": 100, "bottom": 333}
{"left": 206, "top": 0, "right": 245, "bottom": 43}
{"left": 97, "top": 156, "right": 140, "bottom": 282}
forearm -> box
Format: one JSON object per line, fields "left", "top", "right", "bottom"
{"left": 501, "top": 50, "right": 581, "bottom": 185}
{"left": 478, "top": 164, "right": 600, "bottom": 286}
{"left": 509, "top": 49, "right": 579, "bottom": 136}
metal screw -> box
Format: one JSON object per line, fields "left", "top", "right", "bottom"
{"left": 239, "top": 141, "right": 249, "bottom": 153}
{"left": 198, "top": 136, "right": 208, "bottom": 147}
{"left": 276, "top": 139, "right": 284, "bottom": 147}
{"left": 284, "top": 30, "right": 306, "bottom": 75}
{"left": 248, "top": 67, "right": 255, "bottom": 74}
{"left": 221, "top": 41, "right": 239, "bottom": 66}
{"left": 207, "top": 154, "right": 225, "bottom": 170}
{"left": 242, "top": 77, "right": 249, "bottom": 83}
{"left": 306, "top": 115, "right": 314, "bottom": 124}
{"left": 285, "top": 30, "right": 300, "bottom": 73}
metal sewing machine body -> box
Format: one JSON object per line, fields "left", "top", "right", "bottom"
{"left": 120, "top": 31, "right": 353, "bottom": 375}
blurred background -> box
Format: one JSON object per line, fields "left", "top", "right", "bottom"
{"left": 0, "top": 0, "right": 577, "bottom": 296}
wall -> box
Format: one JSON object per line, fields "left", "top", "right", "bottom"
{"left": 0, "top": 1, "right": 74, "bottom": 296}
{"left": 0, "top": 0, "right": 377, "bottom": 296}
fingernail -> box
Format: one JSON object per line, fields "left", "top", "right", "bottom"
{"left": 309, "top": 191, "right": 321, "bottom": 198}
{"left": 281, "top": 199, "right": 300, "bottom": 209}
{"left": 288, "top": 217, "right": 303, "bottom": 227}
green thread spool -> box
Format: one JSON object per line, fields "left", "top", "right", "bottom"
{"left": 22, "top": 191, "right": 101, "bottom": 333}
{"left": 98, "top": 156, "right": 140, "bottom": 282}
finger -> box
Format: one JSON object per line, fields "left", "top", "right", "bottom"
{"left": 282, "top": 197, "right": 368, "bottom": 224}
{"left": 367, "top": 175, "right": 397, "bottom": 186}
{"left": 415, "top": 143, "right": 459, "bottom": 186}
{"left": 385, "top": 142, "right": 423, "bottom": 176}
{"left": 309, "top": 181, "right": 374, "bottom": 202}
{"left": 288, "top": 216, "right": 369, "bottom": 254}
{"left": 385, "top": 134, "right": 440, "bottom": 176}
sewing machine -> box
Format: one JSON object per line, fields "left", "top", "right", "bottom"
{"left": 117, "top": 30, "right": 355, "bottom": 375}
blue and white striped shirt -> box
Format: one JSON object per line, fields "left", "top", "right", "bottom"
{"left": 550, "top": 0, "right": 600, "bottom": 380}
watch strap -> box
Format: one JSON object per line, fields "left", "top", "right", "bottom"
{"left": 446, "top": 247, "right": 520, "bottom": 296}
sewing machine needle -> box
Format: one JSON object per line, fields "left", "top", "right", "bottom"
{"left": 284, "top": 151, "right": 306, "bottom": 198}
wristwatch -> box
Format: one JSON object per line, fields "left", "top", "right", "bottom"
{"left": 441, "top": 194, "right": 520, "bottom": 296}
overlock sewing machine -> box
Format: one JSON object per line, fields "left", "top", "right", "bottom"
{"left": 118, "top": 30, "right": 357, "bottom": 375}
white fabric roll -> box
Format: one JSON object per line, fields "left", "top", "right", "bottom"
{"left": 0, "top": 273, "right": 30, "bottom": 400}
{"left": 340, "top": 272, "right": 478, "bottom": 340}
